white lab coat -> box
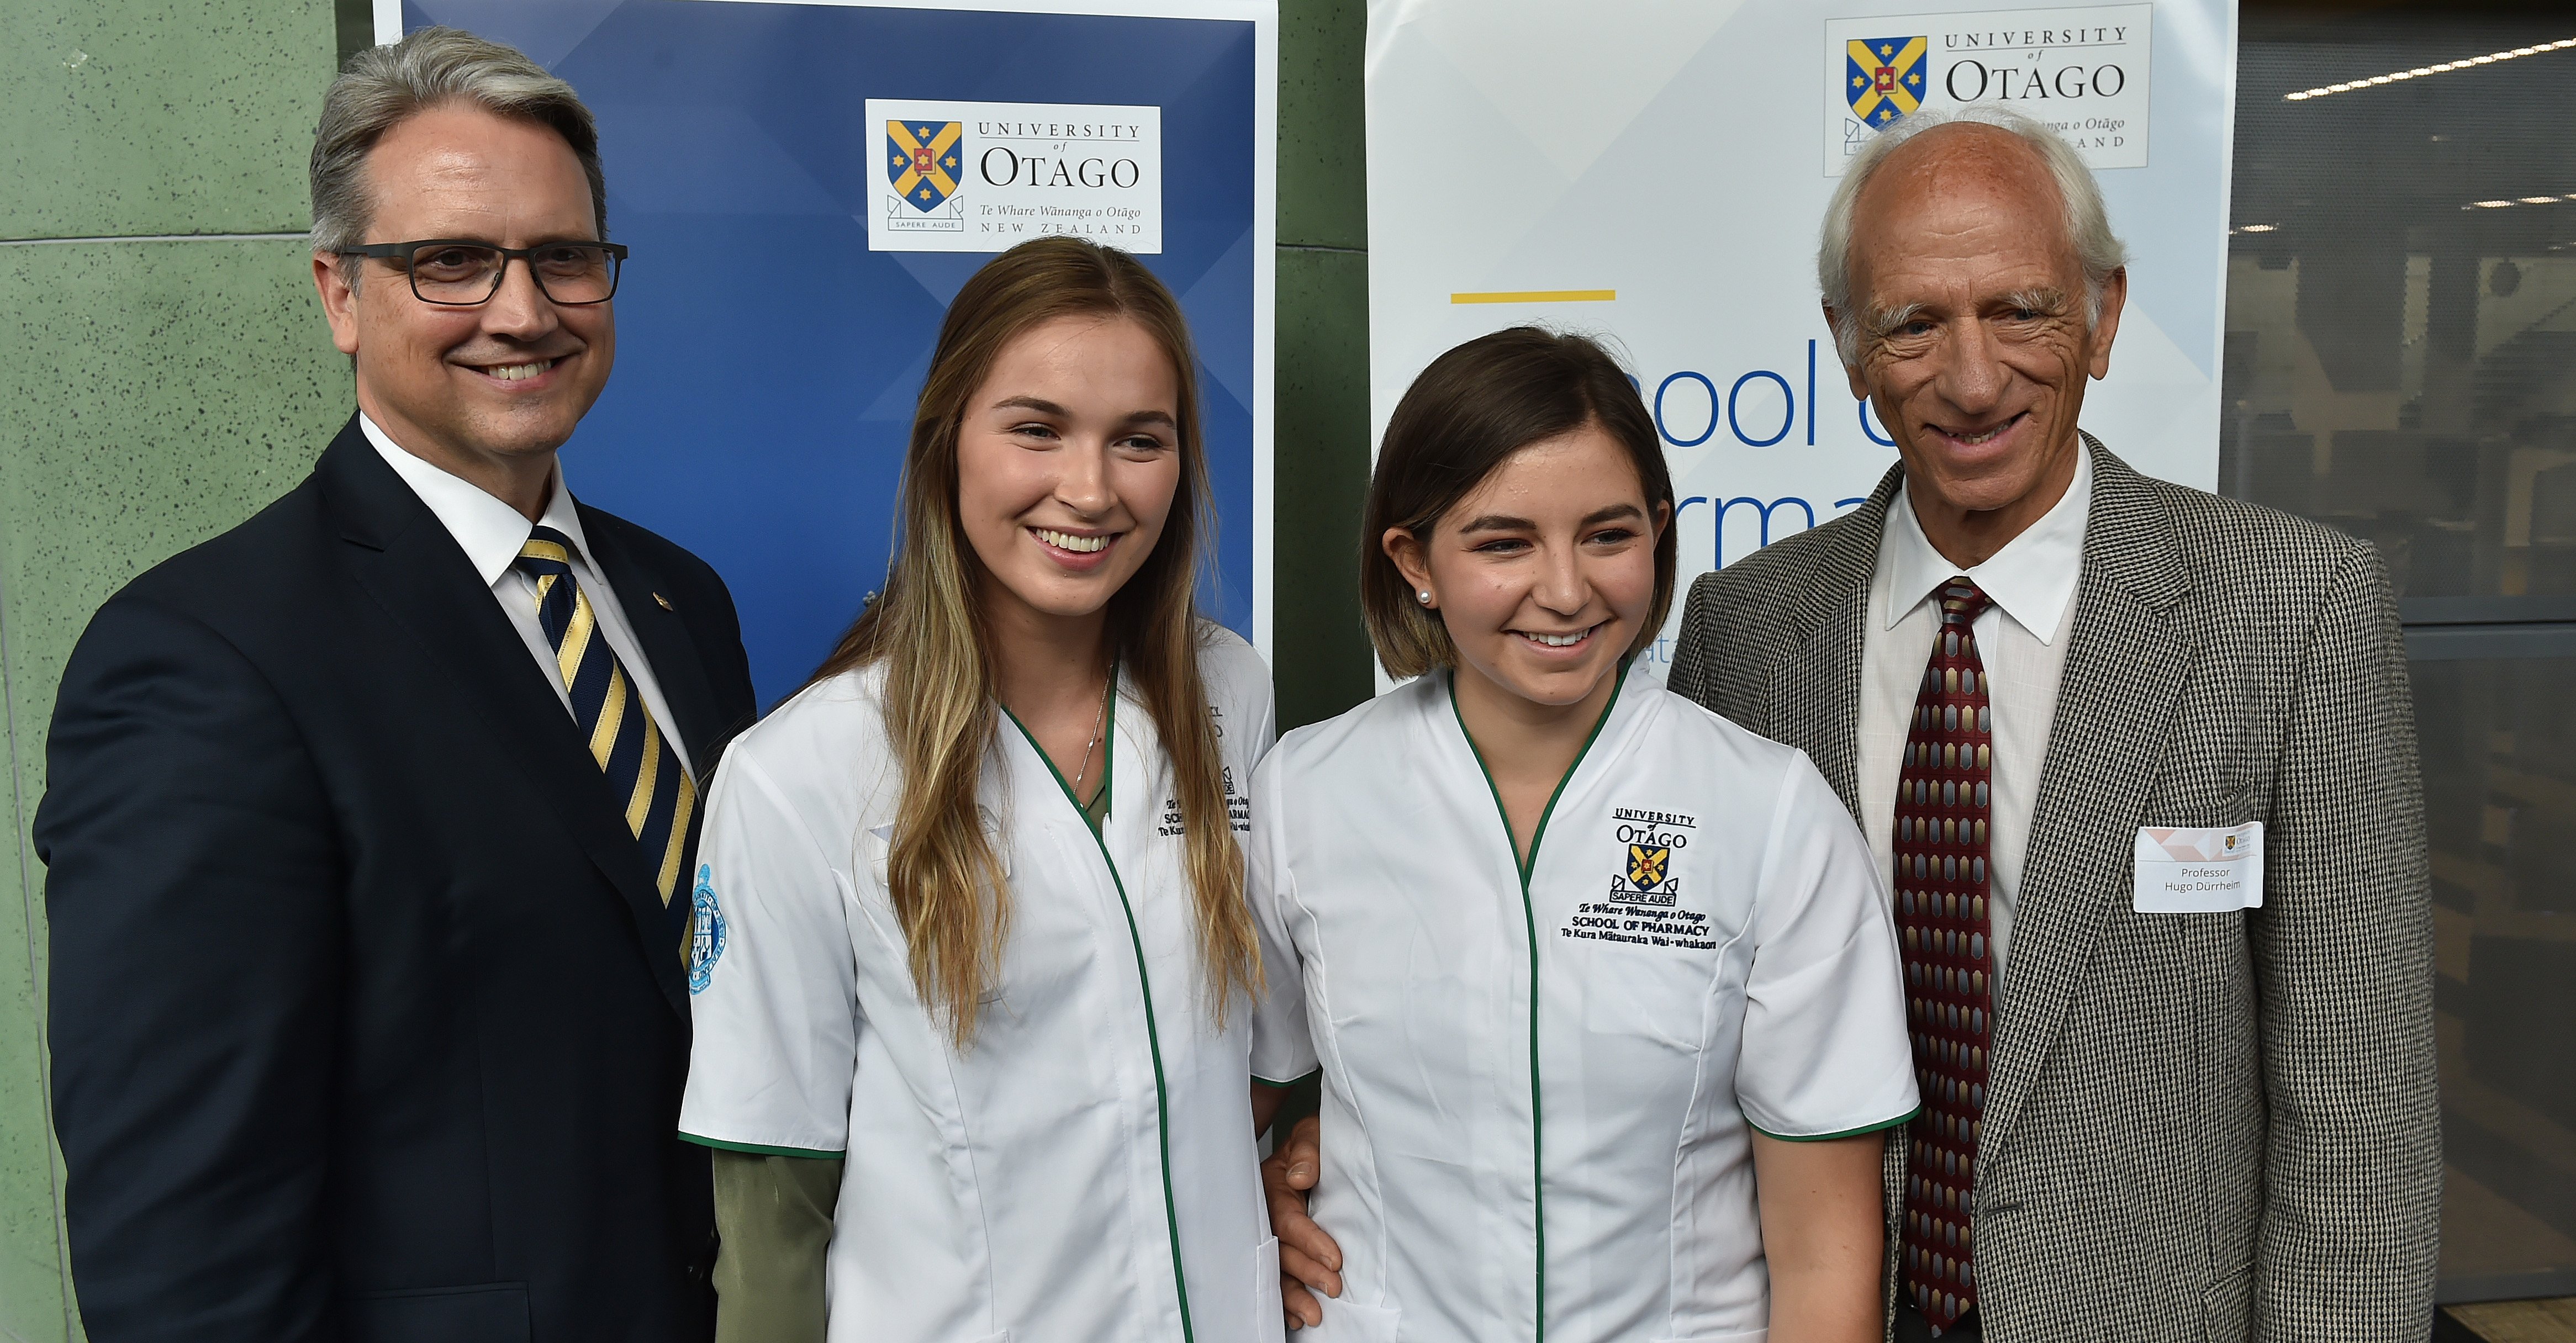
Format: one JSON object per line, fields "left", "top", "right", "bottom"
{"left": 1247, "top": 660, "right": 1918, "bottom": 1343}
{"left": 680, "top": 629, "right": 1285, "bottom": 1343}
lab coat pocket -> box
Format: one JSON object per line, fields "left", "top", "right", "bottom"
{"left": 1305, "top": 1300, "right": 1401, "bottom": 1342}
{"left": 1252, "top": 1236, "right": 1285, "bottom": 1342}
{"left": 1651, "top": 1329, "right": 1766, "bottom": 1343}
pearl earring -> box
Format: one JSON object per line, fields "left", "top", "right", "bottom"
{"left": 1418, "top": 590, "right": 1433, "bottom": 606}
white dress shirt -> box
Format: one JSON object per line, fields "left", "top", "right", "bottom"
{"left": 1856, "top": 446, "right": 2090, "bottom": 997}
{"left": 362, "top": 414, "right": 694, "bottom": 779}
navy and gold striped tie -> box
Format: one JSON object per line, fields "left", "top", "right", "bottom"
{"left": 515, "top": 527, "right": 698, "bottom": 951}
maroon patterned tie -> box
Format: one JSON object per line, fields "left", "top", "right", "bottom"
{"left": 1896, "top": 577, "right": 1994, "bottom": 1335}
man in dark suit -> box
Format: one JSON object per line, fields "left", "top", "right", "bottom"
{"left": 37, "top": 28, "right": 752, "bottom": 1343}
{"left": 1664, "top": 108, "right": 2438, "bottom": 1340}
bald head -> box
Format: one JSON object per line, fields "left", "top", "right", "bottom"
{"left": 1818, "top": 105, "right": 2126, "bottom": 366}
{"left": 1856, "top": 123, "right": 2072, "bottom": 280}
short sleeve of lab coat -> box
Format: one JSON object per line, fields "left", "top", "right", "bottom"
{"left": 1246, "top": 752, "right": 1318, "bottom": 1086}
{"left": 678, "top": 754, "right": 859, "bottom": 1155}
{"left": 1735, "top": 752, "right": 1920, "bottom": 1140}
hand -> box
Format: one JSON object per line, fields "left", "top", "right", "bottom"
{"left": 1263, "top": 1113, "right": 1341, "bottom": 1329}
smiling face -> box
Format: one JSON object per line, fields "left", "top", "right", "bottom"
{"left": 953, "top": 313, "right": 1184, "bottom": 635}
{"left": 314, "top": 102, "right": 613, "bottom": 493}
{"left": 1386, "top": 424, "right": 1667, "bottom": 711}
{"left": 1836, "top": 124, "right": 2124, "bottom": 551}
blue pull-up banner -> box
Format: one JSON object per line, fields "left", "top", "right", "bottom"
{"left": 390, "top": 0, "right": 1278, "bottom": 707}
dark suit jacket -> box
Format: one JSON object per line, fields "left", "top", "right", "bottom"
{"left": 1667, "top": 440, "right": 2439, "bottom": 1343}
{"left": 37, "top": 416, "right": 757, "bottom": 1343}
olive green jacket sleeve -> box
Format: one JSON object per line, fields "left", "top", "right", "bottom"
{"left": 711, "top": 1150, "right": 844, "bottom": 1343}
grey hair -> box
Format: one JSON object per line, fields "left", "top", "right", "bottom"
{"left": 1817, "top": 104, "right": 2126, "bottom": 366}
{"left": 309, "top": 27, "right": 608, "bottom": 279}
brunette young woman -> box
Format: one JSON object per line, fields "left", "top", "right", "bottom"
{"left": 677, "top": 237, "right": 1294, "bottom": 1342}
{"left": 1245, "top": 328, "right": 1917, "bottom": 1343}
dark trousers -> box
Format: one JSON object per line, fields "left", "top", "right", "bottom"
{"left": 1895, "top": 1297, "right": 1984, "bottom": 1342}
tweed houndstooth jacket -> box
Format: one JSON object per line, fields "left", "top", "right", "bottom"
{"left": 1666, "top": 437, "right": 2440, "bottom": 1343}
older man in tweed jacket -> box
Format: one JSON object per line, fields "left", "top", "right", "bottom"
{"left": 1665, "top": 107, "right": 2438, "bottom": 1341}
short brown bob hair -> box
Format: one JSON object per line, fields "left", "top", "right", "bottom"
{"left": 1361, "top": 326, "right": 1677, "bottom": 678}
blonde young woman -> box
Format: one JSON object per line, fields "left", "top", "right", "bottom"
{"left": 677, "top": 237, "right": 1293, "bottom": 1343}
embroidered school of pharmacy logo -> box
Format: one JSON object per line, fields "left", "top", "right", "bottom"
{"left": 1606, "top": 806, "right": 1692, "bottom": 907}
{"left": 688, "top": 863, "right": 726, "bottom": 995}
{"left": 886, "top": 120, "right": 964, "bottom": 213}
{"left": 1846, "top": 36, "right": 1928, "bottom": 129}
{"left": 1564, "top": 806, "right": 1714, "bottom": 951}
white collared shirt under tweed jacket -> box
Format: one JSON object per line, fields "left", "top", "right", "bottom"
{"left": 1666, "top": 438, "right": 2440, "bottom": 1343}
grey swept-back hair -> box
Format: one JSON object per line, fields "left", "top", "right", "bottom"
{"left": 309, "top": 27, "right": 608, "bottom": 282}
{"left": 1818, "top": 104, "right": 2126, "bottom": 366}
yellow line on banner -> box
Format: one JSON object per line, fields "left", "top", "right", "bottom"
{"left": 1450, "top": 289, "right": 1616, "bottom": 304}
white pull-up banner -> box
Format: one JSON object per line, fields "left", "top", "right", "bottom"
{"left": 1364, "top": 0, "right": 2237, "bottom": 675}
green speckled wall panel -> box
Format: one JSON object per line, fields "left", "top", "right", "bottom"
{"left": 1277, "top": 0, "right": 1365, "bottom": 253}
{"left": 0, "top": 1, "right": 336, "bottom": 240}
{"left": 1272, "top": 0, "right": 1371, "bottom": 730}
{"left": 1272, "top": 245, "right": 1374, "bottom": 731}
{"left": 0, "top": 240, "right": 347, "bottom": 699}
{"left": 3, "top": 0, "right": 340, "bottom": 1329}
{"left": 0, "top": 239, "right": 345, "bottom": 1339}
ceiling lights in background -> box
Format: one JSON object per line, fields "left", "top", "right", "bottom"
{"left": 2283, "top": 36, "right": 2576, "bottom": 102}
{"left": 2461, "top": 194, "right": 2576, "bottom": 211}
{"left": 2228, "top": 199, "right": 2576, "bottom": 229}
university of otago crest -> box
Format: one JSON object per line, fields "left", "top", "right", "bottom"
{"left": 887, "top": 119, "right": 965, "bottom": 213}
{"left": 1846, "top": 36, "right": 1928, "bottom": 130}
{"left": 867, "top": 97, "right": 1163, "bottom": 253}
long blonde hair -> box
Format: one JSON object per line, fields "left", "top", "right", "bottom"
{"left": 811, "top": 236, "right": 1258, "bottom": 1049}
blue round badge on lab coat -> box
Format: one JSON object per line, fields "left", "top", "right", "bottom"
{"left": 690, "top": 864, "right": 726, "bottom": 995}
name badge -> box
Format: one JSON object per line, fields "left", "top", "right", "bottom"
{"left": 2132, "top": 822, "right": 2263, "bottom": 913}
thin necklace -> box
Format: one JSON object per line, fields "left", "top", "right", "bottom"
{"left": 1070, "top": 663, "right": 1114, "bottom": 799}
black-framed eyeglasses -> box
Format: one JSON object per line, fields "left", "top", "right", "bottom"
{"left": 337, "top": 239, "right": 629, "bottom": 306}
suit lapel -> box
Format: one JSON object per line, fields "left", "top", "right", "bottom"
{"left": 1979, "top": 438, "right": 2195, "bottom": 1151}
{"left": 578, "top": 508, "right": 725, "bottom": 774}
{"left": 319, "top": 424, "right": 691, "bottom": 1018}
{"left": 1771, "top": 464, "right": 1901, "bottom": 815}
